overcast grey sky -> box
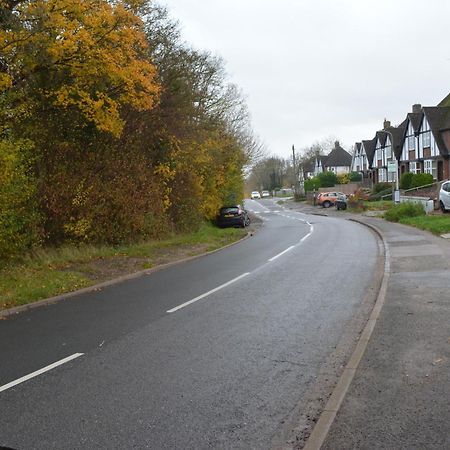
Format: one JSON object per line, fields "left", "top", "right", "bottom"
{"left": 162, "top": 0, "right": 450, "bottom": 158}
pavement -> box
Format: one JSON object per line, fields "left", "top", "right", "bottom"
{"left": 286, "top": 201, "right": 450, "bottom": 450}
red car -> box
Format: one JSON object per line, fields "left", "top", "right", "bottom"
{"left": 317, "top": 192, "right": 347, "bottom": 208}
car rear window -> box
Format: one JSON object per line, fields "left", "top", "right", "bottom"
{"left": 220, "top": 207, "right": 239, "bottom": 214}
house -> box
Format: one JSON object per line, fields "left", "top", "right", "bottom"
{"left": 399, "top": 104, "right": 450, "bottom": 181}
{"left": 301, "top": 156, "right": 317, "bottom": 180}
{"left": 351, "top": 142, "right": 363, "bottom": 172}
{"left": 418, "top": 106, "right": 450, "bottom": 181}
{"left": 313, "top": 155, "right": 328, "bottom": 176}
{"left": 360, "top": 137, "right": 377, "bottom": 183}
{"left": 399, "top": 105, "right": 423, "bottom": 176}
{"left": 322, "top": 141, "right": 352, "bottom": 175}
{"left": 373, "top": 119, "right": 407, "bottom": 183}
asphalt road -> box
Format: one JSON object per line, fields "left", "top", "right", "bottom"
{"left": 1, "top": 199, "right": 379, "bottom": 449}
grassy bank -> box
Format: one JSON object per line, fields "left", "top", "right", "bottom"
{"left": 398, "top": 215, "right": 450, "bottom": 235}
{"left": 0, "top": 223, "right": 248, "bottom": 310}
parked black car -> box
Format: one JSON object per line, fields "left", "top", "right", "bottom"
{"left": 335, "top": 194, "right": 347, "bottom": 210}
{"left": 217, "top": 205, "right": 250, "bottom": 228}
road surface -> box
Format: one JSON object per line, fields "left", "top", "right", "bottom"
{"left": 0, "top": 198, "right": 379, "bottom": 449}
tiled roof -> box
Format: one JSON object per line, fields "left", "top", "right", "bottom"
{"left": 324, "top": 141, "right": 352, "bottom": 167}
{"left": 438, "top": 92, "right": 450, "bottom": 107}
{"left": 407, "top": 112, "right": 422, "bottom": 132}
{"left": 376, "top": 131, "right": 388, "bottom": 147}
{"left": 361, "top": 137, "right": 377, "bottom": 167}
{"left": 385, "top": 119, "right": 407, "bottom": 160}
{"left": 422, "top": 106, "right": 450, "bottom": 156}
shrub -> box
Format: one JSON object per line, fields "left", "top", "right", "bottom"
{"left": 411, "top": 173, "right": 433, "bottom": 189}
{"left": 384, "top": 202, "right": 425, "bottom": 222}
{"left": 317, "top": 171, "right": 338, "bottom": 187}
{"left": 373, "top": 182, "right": 392, "bottom": 195}
{"left": 304, "top": 177, "right": 321, "bottom": 192}
{"left": 337, "top": 173, "right": 350, "bottom": 184}
{"left": 0, "top": 139, "right": 41, "bottom": 260}
{"left": 349, "top": 171, "right": 363, "bottom": 182}
{"left": 400, "top": 172, "right": 414, "bottom": 190}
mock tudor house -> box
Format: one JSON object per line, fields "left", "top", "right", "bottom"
{"left": 399, "top": 105, "right": 423, "bottom": 177}
{"left": 399, "top": 105, "right": 450, "bottom": 181}
{"left": 358, "top": 137, "right": 376, "bottom": 182}
{"left": 351, "top": 93, "right": 450, "bottom": 190}
{"left": 375, "top": 120, "right": 407, "bottom": 183}
{"left": 351, "top": 142, "right": 363, "bottom": 172}
{"left": 418, "top": 107, "right": 450, "bottom": 181}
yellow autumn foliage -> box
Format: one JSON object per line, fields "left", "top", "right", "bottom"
{"left": 0, "top": 0, "right": 160, "bottom": 136}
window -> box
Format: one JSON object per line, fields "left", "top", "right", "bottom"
{"left": 408, "top": 135, "right": 415, "bottom": 150}
{"left": 385, "top": 146, "right": 392, "bottom": 159}
{"left": 422, "top": 131, "right": 431, "bottom": 148}
{"left": 424, "top": 159, "right": 437, "bottom": 179}
{"left": 410, "top": 162, "right": 421, "bottom": 174}
{"left": 378, "top": 168, "right": 387, "bottom": 182}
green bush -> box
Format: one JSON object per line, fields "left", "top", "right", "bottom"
{"left": 304, "top": 177, "right": 321, "bottom": 192}
{"left": 373, "top": 182, "right": 392, "bottom": 194}
{"left": 317, "top": 171, "right": 338, "bottom": 187}
{"left": 400, "top": 172, "right": 414, "bottom": 190}
{"left": 349, "top": 171, "right": 363, "bottom": 182}
{"left": 0, "top": 139, "right": 41, "bottom": 260}
{"left": 384, "top": 202, "right": 425, "bottom": 223}
{"left": 411, "top": 173, "right": 433, "bottom": 188}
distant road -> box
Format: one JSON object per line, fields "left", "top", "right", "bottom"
{"left": 0, "top": 198, "right": 379, "bottom": 449}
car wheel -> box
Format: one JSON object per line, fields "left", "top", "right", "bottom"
{"left": 441, "top": 201, "right": 448, "bottom": 213}
{"left": 323, "top": 201, "right": 331, "bottom": 208}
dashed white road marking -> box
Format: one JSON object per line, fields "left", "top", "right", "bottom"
{"left": 268, "top": 245, "right": 295, "bottom": 262}
{"left": 0, "top": 353, "right": 84, "bottom": 393}
{"left": 167, "top": 272, "right": 251, "bottom": 313}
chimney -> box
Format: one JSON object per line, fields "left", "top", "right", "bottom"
{"left": 412, "top": 104, "right": 422, "bottom": 114}
{"left": 334, "top": 140, "right": 339, "bottom": 148}
{"left": 383, "top": 119, "right": 391, "bottom": 129}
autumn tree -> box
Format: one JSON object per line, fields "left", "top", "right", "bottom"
{"left": 0, "top": 1, "right": 257, "bottom": 257}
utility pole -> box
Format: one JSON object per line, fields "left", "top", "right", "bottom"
{"left": 292, "top": 144, "right": 297, "bottom": 196}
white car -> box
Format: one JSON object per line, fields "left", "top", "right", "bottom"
{"left": 251, "top": 191, "right": 261, "bottom": 199}
{"left": 261, "top": 190, "right": 270, "bottom": 198}
{"left": 439, "top": 181, "right": 450, "bottom": 212}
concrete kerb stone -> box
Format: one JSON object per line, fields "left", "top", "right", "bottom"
{"left": 302, "top": 216, "right": 391, "bottom": 450}
{"left": 0, "top": 231, "right": 253, "bottom": 319}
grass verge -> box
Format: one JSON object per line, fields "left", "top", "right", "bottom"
{"left": 0, "top": 223, "right": 248, "bottom": 310}
{"left": 398, "top": 215, "right": 450, "bottom": 235}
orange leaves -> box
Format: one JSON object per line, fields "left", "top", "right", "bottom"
{"left": 1, "top": 0, "right": 160, "bottom": 136}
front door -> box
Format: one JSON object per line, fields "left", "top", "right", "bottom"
{"left": 438, "top": 160, "right": 444, "bottom": 181}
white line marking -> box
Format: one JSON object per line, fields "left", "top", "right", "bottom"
{"left": 301, "top": 232, "right": 312, "bottom": 242}
{"left": 268, "top": 245, "right": 295, "bottom": 262}
{"left": 167, "top": 273, "right": 251, "bottom": 313}
{"left": 0, "top": 353, "right": 84, "bottom": 393}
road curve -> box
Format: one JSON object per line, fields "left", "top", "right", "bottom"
{"left": 0, "top": 199, "right": 380, "bottom": 449}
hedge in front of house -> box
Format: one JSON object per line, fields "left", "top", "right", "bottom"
{"left": 384, "top": 201, "right": 425, "bottom": 223}
{"left": 410, "top": 173, "right": 433, "bottom": 189}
